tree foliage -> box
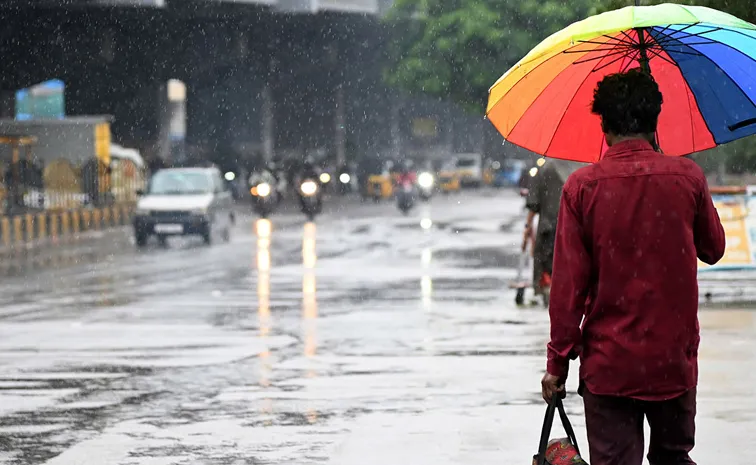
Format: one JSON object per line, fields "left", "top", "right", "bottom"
{"left": 384, "top": 0, "right": 593, "bottom": 112}
{"left": 593, "top": 0, "right": 755, "bottom": 23}
{"left": 385, "top": 0, "right": 755, "bottom": 113}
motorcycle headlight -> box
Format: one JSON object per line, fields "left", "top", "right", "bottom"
{"left": 339, "top": 173, "right": 351, "bottom": 184}
{"left": 418, "top": 172, "right": 434, "bottom": 188}
{"left": 257, "top": 183, "right": 271, "bottom": 197}
{"left": 301, "top": 180, "right": 318, "bottom": 196}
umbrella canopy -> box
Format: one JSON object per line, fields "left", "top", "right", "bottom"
{"left": 486, "top": 3, "right": 756, "bottom": 162}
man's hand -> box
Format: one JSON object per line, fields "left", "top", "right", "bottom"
{"left": 541, "top": 372, "right": 566, "bottom": 403}
{"left": 523, "top": 224, "right": 533, "bottom": 252}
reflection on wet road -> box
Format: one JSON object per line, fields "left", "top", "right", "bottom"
{"left": 0, "top": 191, "right": 753, "bottom": 464}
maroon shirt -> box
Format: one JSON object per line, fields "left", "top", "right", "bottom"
{"left": 547, "top": 139, "right": 725, "bottom": 400}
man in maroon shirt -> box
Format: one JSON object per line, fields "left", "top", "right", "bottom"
{"left": 540, "top": 69, "right": 725, "bottom": 465}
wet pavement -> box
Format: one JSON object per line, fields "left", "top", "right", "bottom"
{"left": 0, "top": 190, "right": 754, "bottom": 464}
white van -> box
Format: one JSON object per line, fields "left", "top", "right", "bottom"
{"left": 454, "top": 153, "right": 483, "bottom": 187}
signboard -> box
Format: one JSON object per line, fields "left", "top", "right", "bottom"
{"left": 94, "top": 123, "right": 111, "bottom": 165}
{"left": 15, "top": 80, "right": 65, "bottom": 120}
{"left": 412, "top": 118, "right": 437, "bottom": 138}
{"left": 699, "top": 187, "right": 756, "bottom": 271}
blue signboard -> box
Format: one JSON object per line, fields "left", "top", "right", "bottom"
{"left": 15, "top": 80, "right": 65, "bottom": 121}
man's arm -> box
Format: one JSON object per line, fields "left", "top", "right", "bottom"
{"left": 547, "top": 182, "right": 591, "bottom": 379}
{"left": 694, "top": 177, "right": 725, "bottom": 265}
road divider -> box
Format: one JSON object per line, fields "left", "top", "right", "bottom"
{"left": 0, "top": 204, "right": 134, "bottom": 250}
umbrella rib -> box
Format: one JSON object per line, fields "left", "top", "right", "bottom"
{"left": 655, "top": 27, "right": 723, "bottom": 44}
{"left": 572, "top": 48, "right": 633, "bottom": 64}
{"left": 564, "top": 46, "right": 626, "bottom": 54}
{"left": 601, "top": 34, "right": 638, "bottom": 46}
{"left": 623, "top": 51, "right": 643, "bottom": 73}
{"left": 644, "top": 47, "right": 678, "bottom": 66}
{"left": 576, "top": 37, "right": 633, "bottom": 47}
{"left": 664, "top": 22, "right": 699, "bottom": 37}
{"left": 652, "top": 24, "right": 674, "bottom": 38}
{"left": 593, "top": 50, "right": 636, "bottom": 73}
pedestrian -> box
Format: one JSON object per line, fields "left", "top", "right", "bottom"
{"left": 540, "top": 68, "right": 725, "bottom": 465}
{"left": 524, "top": 158, "right": 582, "bottom": 306}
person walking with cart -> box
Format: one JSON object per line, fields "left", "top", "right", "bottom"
{"left": 523, "top": 158, "right": 581, "bottom": 307}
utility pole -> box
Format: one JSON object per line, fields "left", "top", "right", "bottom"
{"left": 262, "top": 57, "right": 276, "bottom": 164}
{"left": 330, "top": 43, "right": 346, "bottom": 167}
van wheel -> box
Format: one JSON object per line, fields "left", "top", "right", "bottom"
{"left": 202, "top": 225, "right": 212, "bottom": 245}
{"left": 135, "top": 232, "right": 148, "bottom": 248}
{"left": 157, "top": 235, "right": 169, "bottom": 247}
{"left": 222, "top": 227, "right": 231, "bottom": 243}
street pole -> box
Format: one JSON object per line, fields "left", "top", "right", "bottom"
{"left": 335, "top": 83, "right": 346, "bottom": 167}
{"left": 261, "top": 55, "right": 276, "bottom": 164}
{"left": 390, "top": 96, "right": 401, "bottom": 160}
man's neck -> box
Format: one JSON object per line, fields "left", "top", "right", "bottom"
{"left": 606, "top": 133, "right": 656, "bottom": 148}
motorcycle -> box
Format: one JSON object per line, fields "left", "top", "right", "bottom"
{"left": 337, "top": 171, "right": 352, "bottom": 195}
{"left": 396, "top": 181, "right": 415, "bottom": 215}
{"left": 299, "top": 178, "right": 322, "bottom": 221}
{"left": 251, "top": 182, "right": 277, "bottom": 219}
{"left": 417, "top": 171, "right": 434, "bottom": 201}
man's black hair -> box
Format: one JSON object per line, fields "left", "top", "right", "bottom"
{"left": 591, "top": 68, "right": 664, "bottom": 136}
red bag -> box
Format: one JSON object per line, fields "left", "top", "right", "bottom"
{"left": 532, "top": 396, "right": 589, "bottom": 465}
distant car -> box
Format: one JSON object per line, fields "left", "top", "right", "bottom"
{"left": 133, "top": 167, "right": 234, "bottom": 247}
{"left": 454, "top": 153, "right": 483, "bottom": 187}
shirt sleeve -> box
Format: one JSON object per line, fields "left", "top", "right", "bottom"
{"left": 546, "top": 180, "right": 590, "bottom": 379}
{"left": 694, "top": 177, "right": 726, "bottom": 265}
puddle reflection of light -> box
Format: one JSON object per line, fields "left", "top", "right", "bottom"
{"left": 256, "top": 219, "right": 272, "bottom": 271}
{"left": 420, "top": 217, "right": 433, "bottom": 230}
{"left": 306, "top": 409, "right": 318, "bottom": 424}
{"left": 421, "top": 275, "right": 433, "bottom": 309}
{"left": 256, "top": 218, "right": 272, "bottom": 238}
{"left": 256, "top": 218, "right": 273, "bottom": 389}
{"left": 302, "top": 222, "right": 318, "bottom": 379}
{"left": 303, "top": 222, "right": 317, "bottom": 269}
{"left": 421, "top": 248, "right": 432, "bottom": 267}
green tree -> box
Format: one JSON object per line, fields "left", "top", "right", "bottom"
{"left": 384, "top": 0, "right": 593, "bottom": 112}
{"left": 385, "top": 0, "right": 755, "bottom": 113}
{"left": 593, "top": 0, "right": 755, "bottom": 23}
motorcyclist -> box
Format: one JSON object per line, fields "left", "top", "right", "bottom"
{"left": 395, "top": 160, "right": 417, "bottom": 186}
{"left": 249, "top": 163, "right": 278, "bottom": 189}
{"left": 297, "top": 159, "right": 323, "bottom": 210}
{"left": 299, "top": 159, "right": 320, "bottom": 183}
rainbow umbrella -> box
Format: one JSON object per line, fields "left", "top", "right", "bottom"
{"left": 486, "top": 3, "right": 756, "bottom": 162}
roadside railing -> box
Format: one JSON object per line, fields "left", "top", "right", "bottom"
{"left": 0, "top": 203, "right": 134, "bottom": 249}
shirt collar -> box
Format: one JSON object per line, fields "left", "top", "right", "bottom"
{"left": 603, "top": 139, "right": 656, "bottom": 159}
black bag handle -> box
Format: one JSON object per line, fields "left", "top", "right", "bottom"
{"left": 536, "top": 395, "right": 581, "bottom": 465}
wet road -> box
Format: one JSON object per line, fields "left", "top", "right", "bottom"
{"left": 0, "top": 190, "right": 754, "bottom": 464}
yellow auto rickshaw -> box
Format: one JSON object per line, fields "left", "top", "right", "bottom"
{"left": 483, "top": 159, "right": 498, "bottom": 186}
{"left": 437, "top": 169, "right": 461, "bottom": 194}
{"left": 366, "top": 172, "right": 393, "bottom": 201}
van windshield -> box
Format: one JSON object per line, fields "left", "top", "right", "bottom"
{"left": 148, "top": 171, "right": 213, "bottom": 195}
{"left": 456, "top": 159, "right": 478, "bottom": 167}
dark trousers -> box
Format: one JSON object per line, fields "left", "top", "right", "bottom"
{"left": 582, "top": 388, "right": 696, "bottom": 465}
